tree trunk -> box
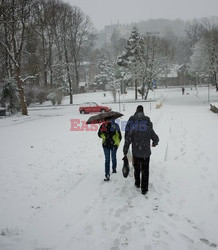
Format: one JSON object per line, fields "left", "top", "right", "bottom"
{"left": 68, "top": 67, "right": 73, "bottom": 104}
{"left": 50, "top": 66, "right": 53, "bottom": 88}
{"left": 135, "top": 77, "right": 138, "bottom": 100}
{"left": 215, "top": 72, "right": 218, "bottom": 91}
{"left": 144, "top": 88, "right": 149, "bottom": 100}
{"left": 142, "top": 80, "right": 146, "bottom": 99}
{"left": 74, "top": 57, "right": 80, "bottom": 93}
{"left": 144, "top": 80, "right": 151, "bottom": 100}
{"left": 42, "top": 32, "right": 48, "bottom": 86}
{"left": 64, "top": 44, "right": 73, "bottom": 104}
{"left": 48, "top": 45, "right": 53, "bottom": 87}
{"left": 15, "top": 67, "right": 28, "bottom": 115}
{"left": 44, "top": 67, "right": 47, "bottom": 86}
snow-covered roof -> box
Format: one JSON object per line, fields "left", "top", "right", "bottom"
{"left": 80, "top": 61, "right": 90, "bottom": 66}
{"left": 161, "top": 64, "right": 180, "bottom": 78}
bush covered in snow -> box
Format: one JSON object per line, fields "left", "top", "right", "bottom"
{"left": 24, "top": 86, "right": 48, "bottom": 106}
{"left": 47, "top": 88, "right": 64, "bottom": 105}
{"left": 36, "top": 88, "right": 48, "bottom": 104}
{"left": 0, "top": 79, "right": 20, "bottom": 114}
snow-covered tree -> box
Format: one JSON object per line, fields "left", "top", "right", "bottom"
{"left": 110, "top": 28, "right": 127, "bottom": 60}
{"left": 117, "top": 26, "right": 144, "bottom": 100}
{"left": 190, "top": 39, "right": 210, "bottom": 76}
{"left": 0, "top": 0, "right": 33, "bottom": 115}
{"left": 95, "top": 55, "right": 115, "bottom": 91}
{"left": 141, "top": 35, "right": 173, "bottom": 99}
{"left": 190, "top": 28, "right": 218, "bottom": 90}
{"left": 110, "top": 79, "right": 120, "bottom": 102}
{"left": 117, "top": 27, "right": 173, "bottom": 100}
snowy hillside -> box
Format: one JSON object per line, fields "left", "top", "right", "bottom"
{"left": 0, "top": 87, "right": 218, "bottom": 250}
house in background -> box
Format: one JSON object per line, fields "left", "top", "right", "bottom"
{"left": 159, "top": 64, "right": 197, "bottom": 87}
{"left": 79, "top": 61, "right": 98, "bottom": 92}
{"left": 79, "top": 82, "right": 86, "bottom": 93}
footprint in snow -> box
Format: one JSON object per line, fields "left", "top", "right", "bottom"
{"left": 185, "top": 218, "right": 198, "bottom": 230}
{"left": 112, "top": 236, "right": 128, "bottom": 248}
{"left": 111, "top": 238, "right": 120, "bottom": 250}
{"left": 200, "top": 238, "right": 217, "bottom": 248}
{"left": 208, "top": 193, "right": 214, "bottom": 200}
{"left": 153, "top": 204, "right": 159, "bottom": 211}
{"left": 144, "top": 244, "right": 152, "bottom": 249}
{"left": 111, "top": 223, "right": 120, "bottom": 233}
{"left": 153, "top": 231, "right": 161, "bottom": 239}
{"left": 127, "top": 201, "right": 134, "bottom": 208}
{"left": 110, "top": 246, "right": 120, "bottom": 250}
{"left": 134, "top": 216, "right": 144, "bottom": 226}
{"left": 120, "top": 236, "right": 128, "bottom": 247}
{"left": 85, "top": 225, "right": 93, "bottom": 235}
{"left": 115, "top": 204, "right": 128, "bottom": 216}
{"left": 168, "top": 212, "right": 180, "bottom": 221}
{"left": 115, "top": 208, "right": 123, "bottom": 218}
{"left": 180, "top": 234, "right": 194, "bottom": 244}
{"left": 119, "top": 222, "right": 132, "bottom": 235}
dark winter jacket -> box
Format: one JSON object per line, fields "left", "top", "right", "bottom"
{"left": 123, "top": 112, "right": 159, "bottom": 158}
{"left": 98, "top": 121, "right": 122, "bottom": 149}
{"left": 124, "top": 112, "right": 153, "bottom": 139}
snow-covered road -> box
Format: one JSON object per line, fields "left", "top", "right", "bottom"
{"left": 0, "top": 88, "right": 218, "bottom": 250}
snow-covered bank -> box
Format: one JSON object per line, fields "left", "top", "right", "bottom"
{"left": 0, "top": 88, "right": 218, "bottom": 250}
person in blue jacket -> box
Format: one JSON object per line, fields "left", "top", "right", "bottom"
{"left": 123, "top": 105, "right": 159, "bottom": 194}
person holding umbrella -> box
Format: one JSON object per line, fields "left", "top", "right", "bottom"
{"left": 98, "top": 119, "right": 122, "bottom": 181}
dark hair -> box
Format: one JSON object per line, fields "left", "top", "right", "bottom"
{"left": 136, "top": 105, "right": 144, "bottom": 113}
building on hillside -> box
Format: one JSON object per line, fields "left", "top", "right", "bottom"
{"left": 79, "top": 82, "right": 86, "bottom": 93}
{"left": 79, "top": 61, "right": 98, "bottom": 92}
{"left": 159, "top": 64, "right": 196, "bottom": 87}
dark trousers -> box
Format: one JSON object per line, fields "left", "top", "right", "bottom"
{"left": 103, "top": 147, "right": 117, "bottom": 177}
{"left": 133, "top": 156, "right": 150, "bottom": 192}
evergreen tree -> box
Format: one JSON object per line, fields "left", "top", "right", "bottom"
{"left": 95, "top": 55, "right": 115, "bottom": 91}
{"left": 117, "top": 26, "right": 143, "bottom": 99}
{"left": 0, "top": 79, "right": 20, "bottom": 114}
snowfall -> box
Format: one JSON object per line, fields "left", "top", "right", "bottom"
{"left": 0, "top": 86, "right": 218, "bottom": 250}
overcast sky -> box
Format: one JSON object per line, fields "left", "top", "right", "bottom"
{"left": 65, "top": 0, "right": 218, "bottom": 30}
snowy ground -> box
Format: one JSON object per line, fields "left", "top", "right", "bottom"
{"left": 0, "top": 87, "right": 218, "bottom": 250}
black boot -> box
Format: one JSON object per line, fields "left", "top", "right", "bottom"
{"left": 104, "top": 175, "right": 110, "bottom": 181}
{"left": 141, "top": 189, "right": 148, "bottom": 195}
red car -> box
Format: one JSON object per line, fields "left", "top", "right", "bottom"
{"left": 79, "top": 102, "right": 111, "bottom": 114}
